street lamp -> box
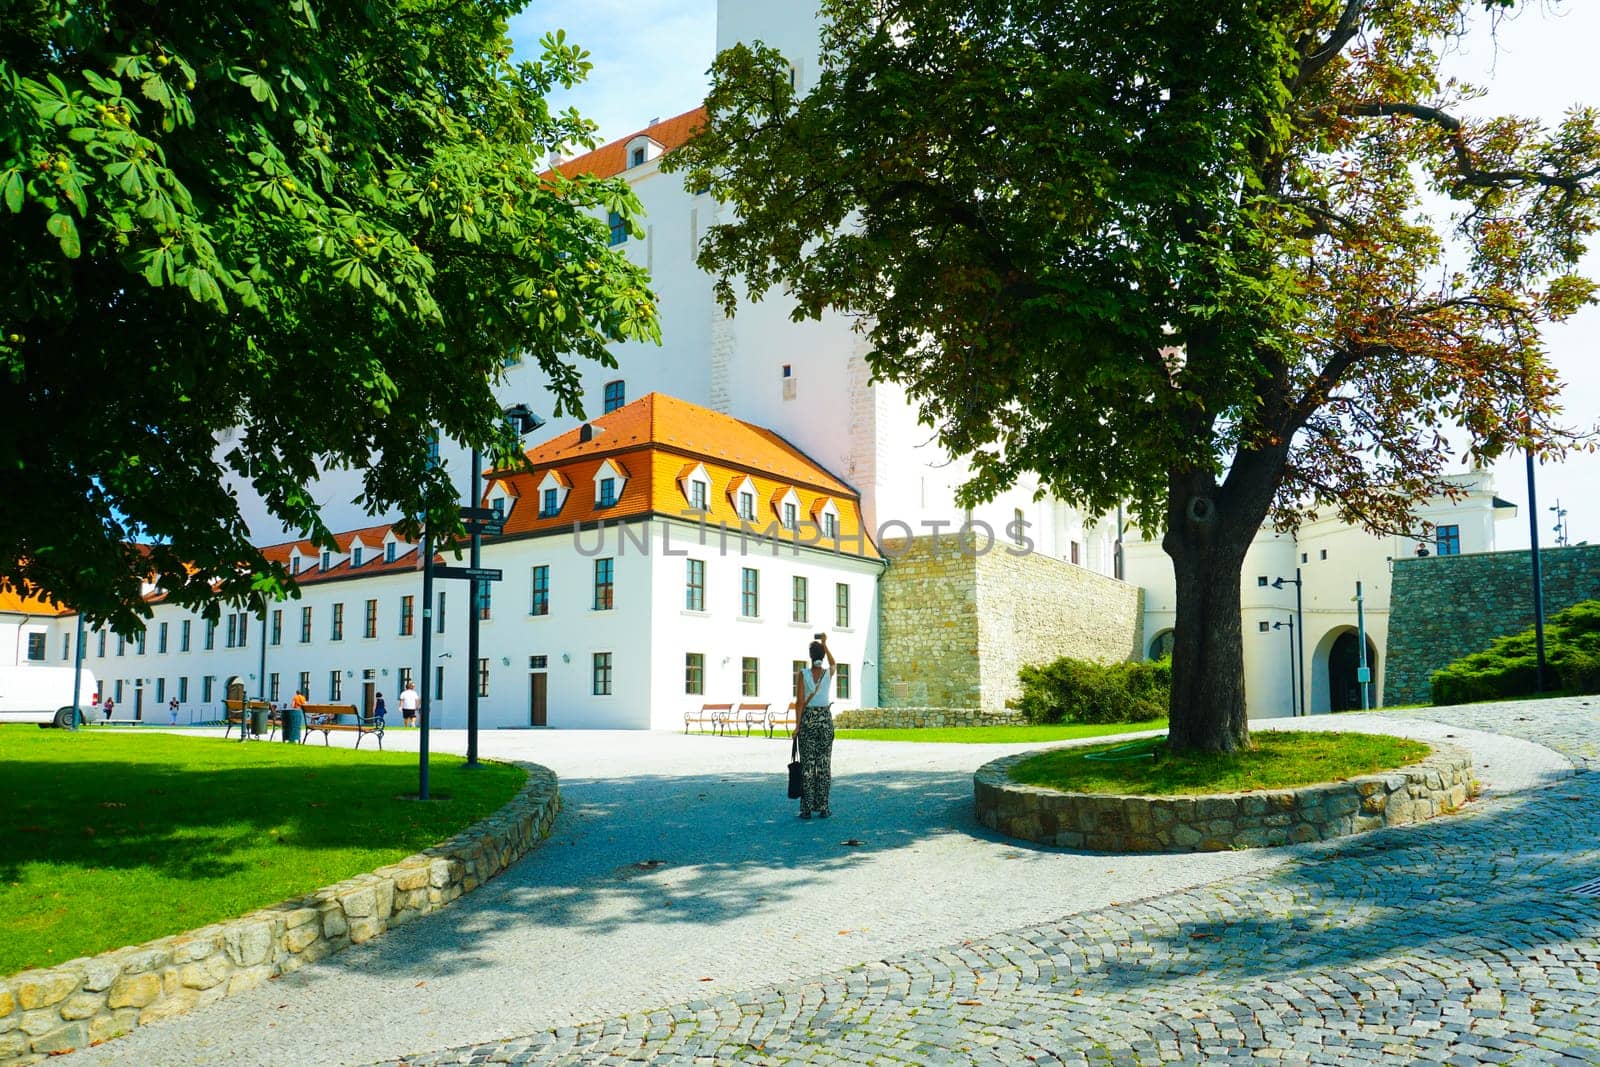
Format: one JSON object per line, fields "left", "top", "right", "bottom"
{"left": 1271, "top": 569, "right": 1306, "bottom": 717}
{"left": 1272, "top": 618, "right": 1297, "bottom": 718}
{"left": 1551, "top": 500, "right": 1569, "bottom": 548}
{"left": 463, "top": 403, "right": 544, "bottom": 769}
{"left": 1526, "top": 448, "right": 1548, "bottom": 692}
{"left": 1353, "top": 581, "right": 1371, "bottom": 711}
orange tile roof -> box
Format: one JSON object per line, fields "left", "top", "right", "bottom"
{"left": 554, "top": 107, "right": 707, "bottom": 181}
{"left": 489, "top": 393, "right": 877, "bottom": 558}
{"left": 0, "top": 586, "right": 71, "bottom": 617}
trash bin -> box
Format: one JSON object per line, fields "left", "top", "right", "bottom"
{"left": 282, "top": 707, "right": 304, "bottom": 743}
{"left": 249, "top": 707, "right": 270, "bottom": 737}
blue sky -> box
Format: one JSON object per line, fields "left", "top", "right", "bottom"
{"left": 509, "top": 2, "right": 1600, "bottom": 550}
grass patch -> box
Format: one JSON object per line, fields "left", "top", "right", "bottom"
{"left": 0, "top": 727, "right": 525, "bottom": 975}
{"left": 836, "top": 720, "right": 1167, "bottom": 744}
{"left": 1008, "top": 731, "right": 1431, "bottom": 796}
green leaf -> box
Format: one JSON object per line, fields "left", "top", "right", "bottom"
{"left": 1, "top": 170, "right": 22, "bottom": 213}
{"left": 45, "top": 213, "right": 80, "bottom": 258}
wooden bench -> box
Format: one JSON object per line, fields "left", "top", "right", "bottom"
{"left": 734, "top": 702, "right": 771, "bottom": 737}
{"left": 685, "top": 703, "right": 733, "bottom": 735}
{"left": 767, "top": 702, "right": 799, "bottom": 738}
{"left": 301, "top": 703, "right": 385, "bottom": 749}
{"left": 223, "top": 699, "right": 277, "bottom": 741}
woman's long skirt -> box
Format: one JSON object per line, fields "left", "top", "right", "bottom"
{"left": 797, "top": 706, "right": 834, "bottom": 816}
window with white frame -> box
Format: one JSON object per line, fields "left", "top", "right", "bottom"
{"left": 836, "top": 583, "right": 851, "bottom": 628}
{"left": 25, "top": 633, "right": 45, "bottom": 661}
{"left": 836, "top": 664, "right": 851, "bottom": 700}
{"left": 385, "top": 542, "right": 397, "bottom": 563}
{"left": 741, "top": 567, "right": 760, "bottom": 618}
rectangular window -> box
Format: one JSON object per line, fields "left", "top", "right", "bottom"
{"left": 61, "top": 633, "right": 69, "bottom": 660}
{"left": 792, "top": 660, "right": 806, "bottom": 698}
{"left": 225, "top": 615, "right": 237, "bottom": 649}
{"left": 158, "top": 621, "right": 169, "bottom": 654}
{"left": 204, "top": 621, "right": 216, "bottom": 650}
{"left": 178, "top": 676, "right": 189, "bottom": 703}
{"left": 594, "top": 558, "right": 614, "bottom": 610}
{"left": 117, "top": 634, "right": 126, "bottom": 657}
{"left": 603, "top": 379, "right": 625, "bottom": 412}
{"left": 400, "top": 595, "right": 415, "bottom": 635}
{"left": 201, "top": 676, "right": 212, "bottom": 702}
{"left": 437, "top": 591, "right": 446, "bottom": 633}
{"left": 115, "top": 679, "right": 123, "bottom": 702}
{"left": 300, "top": 606, "right": 312, "bottom": 643}
{"left": 835, "top": 583, "right": 850, "bottom": 628}
{"left": 741, "top": 567, "right": 759, "bottom": 618}
{"left": 782, "top": 501, "right": 797, "bottom": 530}
{"left": 685, "top": 559, "right": 705, "bottom": 611}
{"left": 292, "top": 556, "right": 302, "bottom": 575}
{"left": 607, "top": 211, "right": 626, "bottom": 246}
{"left": 1437, "top": 525, "right": 1461, "bottom": 556}
{"left": 331, "top": 603, "right": 344, "bottom": 641}
{"left": 689, "top": 480, "right": 707, "bottom": 511}
{"left": 1257, "top": 576, "right": 1269, "bottom": 587}
{"left": 25, "top": 633, "right": 45, "bottom": 661}
{"left": 270, "top": 610, "right": 282, "bottom": 646}
{"left": 477, "top": 658, "right": 490, "bottom": 697}
{"left": 738, "top": 491, "right": 755, "bottom": 521}
{"left": 321, "top": 550, "right": 331, "bottom": 570}
{"left": 353, "top": 547, "right": 364, "bottom": 568}
{"left": 592, "top": 652, "right": 613, "bottom": 696}
{"left": 269, "top": 673, "right": 281, "bottom": 702}
{"left": 385, "top": 542, "right": 397, "bottom": 563}
{"left": 541, "top": 487, "right": 559, "bottom": 516}
{"left": 364, "top": 599, "right": 378, "bottom": 638}
{"left": 398, "top": 667, "right": 413, "bottom": 691}
{"left": 234, "top": 611, "right": 245, "bottom": 648}
{"left": 298, "top": 671, "right": 310, "bottom": 701}
{"left": 136, "top": 630, "right": 147, "bottom": 655}
{"left": 836, "top": 664, "right": 851, "bottom": 700}
{"left": 529, "top": 655, "right": 547, "bottom": 670}
{"left": 598, "top": 477, "right": 617, "bottom": 507}
{"left": 531, "top": 566, "right": 550, "bottom": 616}
{"left": 792, "top": 575, "right": 808, "bottom": 623}
{"left": 477, "top": 581, "right": 491, "bottom": 620}
{"left": 434, "top": 665, "right": 444, "bottom": 701}
{"left": 181, "top": 620, "right": 192, "bottom": 652}
{"left": 1070, "top": 541, "right": 1081, "bottom": 565}
{"left": 329, "top": 671, "right": 342, "bottom": 701}
{"left": 685, "top": 652, "right": 704, "bottom": 695}
{"left": 98, "top": 631, "right": 106, "bottom": 657}
{"left": 823, "top": 512, "right": 837, "bottom": 539}
{"left": 741, "top": 656, "right": 759, "bottom": 698}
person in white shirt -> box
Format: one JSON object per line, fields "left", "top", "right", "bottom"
{"left": 793, "top": 634, "right": 837, "bottom": 819}
{"left": 399, "top": 682, "right": 421, "bottom": 727}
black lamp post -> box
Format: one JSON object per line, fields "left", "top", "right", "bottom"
{"left": 1526, "top": 449, "right": 1548, "bottom": 692}
{"left": 1271, "top": 569, "right": 1306, "bottom": 717}
{"left": 1272, "top": 617, "right": 1297, "bottom": 717}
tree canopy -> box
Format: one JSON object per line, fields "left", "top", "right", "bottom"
{"left": 668, "top": 0, "right": 1600, "bottom": 750}
{"left": 1, "top": 0, "right": 656, "bottom": 630}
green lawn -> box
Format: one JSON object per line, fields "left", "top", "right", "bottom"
{"left": 1009, "top": 730, "right": 1431, "bottom": 796}
{"left": 0, "top": 727, "right": 524, "bottom": 976}
{"left": 836, "top": 720, "right": 1167, "bottom": 744}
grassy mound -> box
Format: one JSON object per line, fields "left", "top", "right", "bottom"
{"left": 836, "top": 721, "right": 1166, "bottom": 744}
{"left": 1431, "top": 599, "right": 1600, "bottom": 705}
{"left": 0, "top": 728, "right": 525, "bottom": 975}
{"left": 1008, "top": 731, "right": 1431, "bottom": 796}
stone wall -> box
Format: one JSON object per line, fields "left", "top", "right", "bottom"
{"left": 833, "top": 706, "right": 1024, "bottom": 729}
{"left": 1385, "top": 545, "right": 1600, "bottom": 706}
{"left": 974, "top": 743, "right": 1473, "bottom": 853}
{"left": 0, "top": 763, "right": 560, "bottom": 1066}
{"left": 876, "top": 534, "right": 1143, "bottom": 712}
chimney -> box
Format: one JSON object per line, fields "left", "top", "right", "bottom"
{"left": 647, "top": 117, "right": 659, "bottom": 127}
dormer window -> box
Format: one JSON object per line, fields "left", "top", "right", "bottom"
{"left": 783, "top": 502, "right": 798, "bottom": 531}
{"left": 824, "top": 512, "right": 838, "bottom": 538}
{"left": 492, "top": 497, "right": 506, "bottom": 519}
{"left": 537, "top": 471, "right": 572, "bottom": 517}
{"left": 352, "top": 546, "right": 364, "bottom": 568}
{"left": 593, "top": 459, "right": 629, "bottom": 508}
{"left": 771, "top": 486, "right": 802, "bottom": 532}
{"left": 812, "top": 497, "right": 842, "bottom": 540}
{"left": 598, "top": 477, "right": 617, "bottom": 508}
{"left": 631, "top": 147, "right": 646, "bottom": 167}
{"left": 385, "top": 542, "right": 396, "bottom": 563}
{"left": 729, "top": 475, "right": 759, "bottom": 522}
{"left": 291, "top": 556, "right": 302, "bottom": 575}
{"left": 689, "top": 479, "right": 708, "bottom": 511}
{"left": 321, "top": 551, "right": 331, "bottom": 570}
{"left": 739, "top": 492, "right": 755, "bottom": 521}
{"left": 624, "top": 135, "right": 663, "bottom": 170}
{"left": 678, "top": 462, "right": 712, "bottom": 513}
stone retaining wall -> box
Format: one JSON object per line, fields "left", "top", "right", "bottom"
{"left": 833, "top": 706, "right": 1024, "bottom": 729}
{"left": 0, "top": 763, "right": 560, "bottom": 1066}
{"left": 975, "top": 742, "right": 1472, "bottom": 852}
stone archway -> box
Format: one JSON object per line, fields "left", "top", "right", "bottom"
{"left": 1148, "top": 629, "right": 1175, "bottom": 660}
{"left": 1326, "top": 631, "right": 1378, "bottom": 712}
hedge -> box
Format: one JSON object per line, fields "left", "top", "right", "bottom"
{"left": 1009, "top": 656, "right": 1171, "bottom": 725}
{"left": 1430, "top": 599, "right": 1600, "bottom": 705}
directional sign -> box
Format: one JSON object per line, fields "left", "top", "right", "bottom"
{"left": 459, "top": 506, "right": 498, "bottom": 521}
{"left": 433, "top": 565, "right": 504, "bottom": 582}
{"left": 464, "top": 520, "right": 505, "bottom": 537}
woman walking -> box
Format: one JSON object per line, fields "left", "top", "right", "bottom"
{"left": 794, "top": 634, "right": 837, "bottom": 819}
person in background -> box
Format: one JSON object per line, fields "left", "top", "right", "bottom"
{"left": 292, "top": 690, "right": 308, "bottom": 711}
{"left": 102, "top": 696, "right": 114, "bottom": 723}
{"left": 372, "top": 692, "right": 387, "bottom": 726}
{"left": 168, "top": 697, "right": 179, "bottom": 726}
{"left": 399, "top": 680, "right": 420, "bottom": 727}
{"left": 793, "top": 634, "right": 837, "bottom": 819}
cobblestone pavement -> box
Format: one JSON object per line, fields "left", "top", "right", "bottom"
{"left": 375, "top": 699, "right": 1600, "bottom": 1067}
{"left": 58, "top": 702, "right": 1595, "bottom": 1065}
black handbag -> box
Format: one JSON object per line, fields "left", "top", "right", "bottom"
{"left": 787, "top": 729, "right": 802, "bottom": 799}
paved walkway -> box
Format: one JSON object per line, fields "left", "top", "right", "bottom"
{"left": 59, "top": 701, "right": 1598, "bottom": 1065}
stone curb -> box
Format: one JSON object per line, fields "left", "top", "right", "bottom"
{"left": 833, "top": 706, "right": 1025, "bottom": 729}
{"left": 0, "top": 761, "right": 560, "bottom": 1066}
{"left": 975, "top": 738, "right": 1473, "bottom": 852}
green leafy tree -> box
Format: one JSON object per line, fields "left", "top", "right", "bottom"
{"left": 1, "top": 0, "right": 657, "bottom": 631}
{"left": 667, "top": 0, "right": 1600, "bottom": 752}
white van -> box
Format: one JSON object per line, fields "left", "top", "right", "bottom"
{"left": 0, "top": 665, "right": 99, "bottom": 728}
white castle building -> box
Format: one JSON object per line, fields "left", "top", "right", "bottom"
{"left": 8, "top": 3, "right": 1527, "bottom": 729}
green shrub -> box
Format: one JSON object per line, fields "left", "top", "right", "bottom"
{"left": 1431, "top": 598, "right": 1600, "bottom": 705}
{"left": 1010, "top": 656, "right": 1170, "bottom": 725}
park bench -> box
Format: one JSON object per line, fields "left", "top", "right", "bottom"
{"left": 766, "top": 702, "right": 799, "bottom": 738}
{"left": 301, "top": 703, "right": 385, "bottom": 749}
{"left": 734, "top": 702, "right": 771, "bottom": 737}
{"left": 223, "top": 699, "right": 277, "bottom": 741}
{"left": 685, "top": 702, "right": 733, "bottom": 734}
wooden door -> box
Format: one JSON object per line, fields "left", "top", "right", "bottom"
{"left": 529, "top": 672, "right": 547, "bottom": 727}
